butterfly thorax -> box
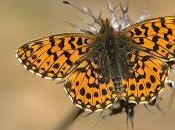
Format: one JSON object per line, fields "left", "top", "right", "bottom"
{"left": 95, "top": 19, "right": 134, "bottom": 92}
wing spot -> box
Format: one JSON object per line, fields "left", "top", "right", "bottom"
{"left": 77, "top": 38, "right": 83, "bottom": 45}
{"left": 96, "top": 101, "right": 100, "bottom": 104}
{"left": 139, "top": 84, "right": 144, "bottom": 90}
{"left": 152, "top": 36, "right": 159, "bottom": 42}
{"left": 146, "top": 82, "right": 151, "bottom": 89}
{"left": 153, "top": 67, "right": 158, "bottom": 72}
{"left": 32, "top": 55, "right": 37, "bottom": 59}
{"left": 161, "top": 50, "right": 165, "bottom": 53}
{"left": 80, "top": 88, "right": 85, "bottom": 96}
{"left": 58, "top": 38, "right": 65, "bottom": 49}
{"left": 36, "top": 59, "right": 41, "bottom": 63}
{"left": 152, "top": 23, "right": 160, "bottom": 33}
{"left": 134, "top": 28, "right": 142, "bottom": 35}
{"left": 76, "top": 81, "right": 79, "bottom": 86}
{"left": 102, "top": 89, "right": 107, "bottom": 95}
{"left": 63, "top": 51, "right": 71, "bottom": 58}
{"left": 86, "top": 93, "right": 91, "bottom": 99}
{"left": 130, "top": 84, "right": 136, "bottom": 91}
{"left": 166, "top": 44, "right": 172, "bottom": 49}
{"left": 68, "top": 37, "right": 76, "bottom": 49}
{"left": 42, "top": 71, "right": 47, "bottom": 77}
{"left": 153, "top": 43, "right": 159, "bottom": 51}
{"left": 140, "top": 93, "right": 145, "bottom": 97}
{"left": 138, "top": 37, "right": 144, "bottom": 44}
{"left": 123, "top": 84, "right": 127, "bottom": 89}
{"left": 53, "top": 63, "right": 60, "bottom": 69}
{"left": 49, "top": 36, "right": 55, "bottom": 46}
{"left": 46, "top": 61, "right": 50, "bottom": 65}
{"left": 150, "top": 75, "right": 156, "bottom": 83}
{"left": 66, "top": 59, "right": 73, "bottom": 65}
{"left": 94, "top": 92, "right": 99, "bottom": 97}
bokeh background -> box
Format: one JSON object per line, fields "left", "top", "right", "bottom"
{"left": 1, "top": 0, "right": 175, "bottom": 130}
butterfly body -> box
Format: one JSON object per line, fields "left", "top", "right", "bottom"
{"left": 93, "top": 19, "right": 134, "bottom": 93}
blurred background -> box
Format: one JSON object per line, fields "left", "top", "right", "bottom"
{"left": 1, "top": 0, "right": 175, "bottom": 130}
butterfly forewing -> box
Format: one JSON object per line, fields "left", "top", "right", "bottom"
{"left": 16, "top": 33, "right": 95, "bottom": 80}
{"left": 124, "top": 16, "right": 175, "bottom": 60}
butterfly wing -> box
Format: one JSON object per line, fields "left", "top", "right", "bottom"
{"left": 64, "top": 58, "right": 118, "bottom": 112}
{"left": 16, "top": 33, "right": 95, "bottom": 80}
{"left": 123, "top": 16, "right": 175, "bottom": 60}
{"left": 121, "top": 16, "right": 174, "bottom": 103}
{"left": 122, "top": 50, "right": 169, "bottom": 103}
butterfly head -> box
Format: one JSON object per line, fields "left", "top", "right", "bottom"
{"left": 100, "top": 18, "right": 114, "bottom": 34}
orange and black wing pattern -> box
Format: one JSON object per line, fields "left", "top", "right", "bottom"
{"left": 16, "top": 33, "right": 95, "bottom": 80}
{"left": 121, "top": 50, "right": 169, "bottom": 103}
{"left": 64, "top": 58, "right": 118, "bottom": 112}
{"left": 121, "top": 16, "right": 175, "bottom": 103}
{"left": 16, "top": 33, "right": 118, "bottom": 112}
{"left": 124, "top": 16, "right": 175, "bottom": 60}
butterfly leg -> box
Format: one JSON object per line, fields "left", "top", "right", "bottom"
{"left": 124, "top": 101, "right": 135, "bottom": 130}
{"left": 108, "top": 100, "right": 124, "bottom": 116}
{"left": 101, "top": 100, "right": 123, "bottom": 119}
{"left": 102, "top": 100, "right": 135, "bottom": 119}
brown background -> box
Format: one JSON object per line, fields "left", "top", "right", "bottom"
{"left": 1, "top": 0, "right": 175, "bottom": 130}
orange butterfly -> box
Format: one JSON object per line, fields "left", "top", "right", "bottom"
{"left": 16, "top": 2, "right": 175, "bottom": 112}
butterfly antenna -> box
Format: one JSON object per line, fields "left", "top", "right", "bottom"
{"left": 126, "top": 113, "right": 134, "bottom": 130}
{"left": 125, "top": 101, "right": 135, "bottom": 130}
{"left": 63, "top": 1, "right": 102, "bottom": 25}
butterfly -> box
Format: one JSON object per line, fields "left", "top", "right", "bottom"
{"left": 16, "top": 15, "right": 175, "bottom": 112}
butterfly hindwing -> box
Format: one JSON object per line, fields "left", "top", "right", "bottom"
{"left": 64, "top": 58, "right": 118, "bottom": 112}
{"left": 122, "top": 50, "right": 169, "bottom": 103}
{"left": 16, "top": 33, "right": 95, "bottom": 80}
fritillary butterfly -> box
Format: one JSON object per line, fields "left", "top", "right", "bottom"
{"left": 16, "top": 3, "right": 175, "bottom": 112}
